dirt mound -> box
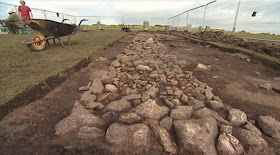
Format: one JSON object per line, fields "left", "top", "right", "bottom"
{"left": 173, "top": 31, "right": 280, "bottom": 59}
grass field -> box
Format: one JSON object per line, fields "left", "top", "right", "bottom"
{"left": 0, "top": 30, "right": 127, "bottom": 105}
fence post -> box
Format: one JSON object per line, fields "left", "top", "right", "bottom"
{"left": 177, "top": 16, "right": 180, "bottom": 28}
{"left": 43, "top": 10, "right": 47, "bottom": 19}
{"left": 232, "top": 0, "right": 241, "bottom": 35}
{"left": 202, "top": 0, "right": 217, "bottom": 29}
{"left": 186, "top": 12, "right": 189, "bottom": 26}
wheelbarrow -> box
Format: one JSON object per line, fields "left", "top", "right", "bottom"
{"left": 22, "top": 19, "right": 88, "bottom": 51}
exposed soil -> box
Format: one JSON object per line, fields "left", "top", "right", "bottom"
{"left": 170, "top": 30, "right": 280, "bottom": 58}
{"left": 0, "top": 32, "right": 280, "bottom": 154}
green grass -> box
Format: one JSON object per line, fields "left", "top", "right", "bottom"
{"left": 81, "top": 25, "right": 168, "bottom": 32}
{"left": 0, "top": 30, "right": 127, "bottom": 105}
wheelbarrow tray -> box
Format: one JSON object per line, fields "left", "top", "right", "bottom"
{"left": 24, "top": 19, "right": 77, "bottom": 37}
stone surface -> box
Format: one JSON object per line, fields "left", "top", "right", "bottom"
{"left": 163, "top": 99, "right": 174, "bottom": 108}
{"left": 170, "top": 106, "right": 193, "bottom": 120}
{"left": 85, "top": 102, "right": 104, "bottom": 110}
{"left": 77, "top": 126, "right": 105, "bottom": 139}
{"left": 98, "top": 56, "right": 108, "bottom": 61}
{"left": 259, "top": 83, "right": 272, "bottom": 91}
{"left": 102, "top": 111, "right": 118, "bottom": 125}
{"left": 220, "top": 125, "right": 233, "bottom": 134}
{"left": 217, "top": 132, "right": 244, "bottom": 155}
{"left": 105, "top": 84, "right": 118, "bottom": 93}
{"left": 233, "top": 128, "right": 268, "bottom": 152}
{"left": 142, "top": 86, "right": 159, "bottom": 102}
{"left": 76, "top": 114, "right": 106, "bottom": 129}
{"left": 244, "top": 121, "right": 262, "bottom": 136}
{"left": 173, "top": 117, "right": 218, "bottom": 155}
{"left": 111, "top": 60, "right": 122, "bottom": 68}
{"left": 193, "top": 107, "right": 231, "bottom": 125}
{"left": 257, "top": 115, "right": 280, "bottom": 139}
{"left": 105, "top": 123, "right": 152, "bottom": 147}
{"left": 79, "top": 81, "right": 92, "bottom": 91}
{"left": 96, "top": 93, "right": 111, "bottom": 102}
{"left": 136, "top": 65, "right": 153, "bottom": 72}
{"left": 122, "top": 94, "right": 141, "bottom": 101}
{"left": 180, "top": 94, "right": 188, "bottom": 103}
{"left": 206, "top": 100, "right": 224, "bottom": 110}
{"left": 205, "top": 90, "right": 214, "bottom": 100}
{"left": 228, "top": 109, "right": 247, "bottom": 126}
{"left": 90, "top": 79, "right": 104, "bottom": 94}
{"left": 188, "top": 98, "right": 205, "bottom": 110}
{"left": 80, "top": 91, "right": 96, "bottom": 103}
{"left": 104, "top": 99, "right": 132, "bottom": 113}
{"left": 157, "top": 126, "right": 177, "bottom": 153}
{"left": 159, "top": 116, "right": 173, "bottom": 130}
{"left": 55, "top": 114, "right": 79, "bottom": 137}
{"left": 196, "top": 63, "right": 209, "bottom": 70}
{"left": 119, "top": 112, "right": 142, "bottom": 124}
{"left": 134, "top": 99, "right": 169, "bottom": 120}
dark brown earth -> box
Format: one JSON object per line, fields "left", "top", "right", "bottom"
{"left": 170, "top": 30, "right": 280, "bottom": 58}
{"left": 0, "top": 32, "right": 280, "bottom": 155}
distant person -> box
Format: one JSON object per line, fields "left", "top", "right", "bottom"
{"left": 18, "top": 0, "right": 33, "bottom": 20}
{"left": 3, "top": 8, "right": 24, "bottom": 34}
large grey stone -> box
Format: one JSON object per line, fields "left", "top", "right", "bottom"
{"left": 122, "top": 94, "right": 142, "bottom": 101}
{"left": 173, "top": 117, "right": 218, "bottom": 155}
{"left": 80, "top": 91, "right": 96, "bottom": 103}
{"left": 89, "top": 79, "right": 104, "bottom": 94}
{"left": 77, "top": 126, "right": 105, "bottom": 139}
{"left": 105, "top": 84, "right": 118, "bottom": 93}
{"left": 157, "top": 126, "right": 177, "bottom": 154}
{"left": 76, "top": 114, "right": 107, "bottom": 129}
{"left": 170, "top": 106, "right": 193, "bottom": 120}
{"left": 111, "top": 60, "right": 122, "bottom": 68}
{"left": 217, "top": 132, "right": 244, "bottom": 155}
{"left": 206, "top": 100, "right": 224, "bottom": 110}
{"left": 85, "top": 102, "right": 104, "bottom": 110}
{"left": 188, "top": 98, "right": 205, "bottom": 110}
{"left": 159, "top": 116, "right": 173, "bottom": 130}
{"left": 119, "top": 112, "right": 142, "bottom": 124}
{"left": 163, "top": 99, "right": 174, "bottom": 108}
{"left": 134, "top": 99, "right": 169, "bottom": 120}
{"left": 105, "top": 123, "right": 152, "bottom": 147}
{"left": 193, "top": 107, "right": 231, "bottom": 125}
{"left": 104, "top": 99, "right": 132, "bottom": 113}
{"left": 55, "top": 114, "right": 79, "bottom": 137}
{"left": 228, "top": 109, "right": 247, "bottom": 126}
{"left": 233, "top": 128, "right": 268, "bottom": 152}
{"left": 205, "top": 90, "right": 214, "bottom": 100}
{"left": 142, "top": 86, "right": 159, "bottom": 102}
{"left": 180, "top": 94, "right": 188, "bottom": 103}
{"left": 136, "top": 65, "right": 153, "bottom": 72}
{"left": 257, "top": 115, "right": 280, "bottom": 139}
{"left": 244, "top": 121, "right": 262, "bottom": 136}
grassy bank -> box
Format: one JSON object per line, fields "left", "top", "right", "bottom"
{"left": 0, "top": 30, "right": 127, "bottom": 105}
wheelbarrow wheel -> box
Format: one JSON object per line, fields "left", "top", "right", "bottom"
{"left": 25, "top": 30, "right": 47, "bottom": 51}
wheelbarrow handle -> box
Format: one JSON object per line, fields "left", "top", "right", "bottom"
{"left": 77, "top": 19, "right": 88, "bottom": 28}
{"left": 71, "top": 19, "right": 88, "bottom": 35}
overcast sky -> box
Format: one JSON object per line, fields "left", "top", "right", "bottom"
{"left": 1, "top": 0, "right": 280, "bottom": 34}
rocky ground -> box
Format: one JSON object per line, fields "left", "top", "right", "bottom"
{"left": 0, "top": 32, "right": 280, "bottom": 155}
{"left": 170, "top": 30, "right": 280, "bottom": 59}
{"left": 54, "top": 32, "right": 280, "bottom": 154}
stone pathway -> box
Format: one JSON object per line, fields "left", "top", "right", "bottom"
{"left": 55, "top": 32, "right": 280, "bottom": 154}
